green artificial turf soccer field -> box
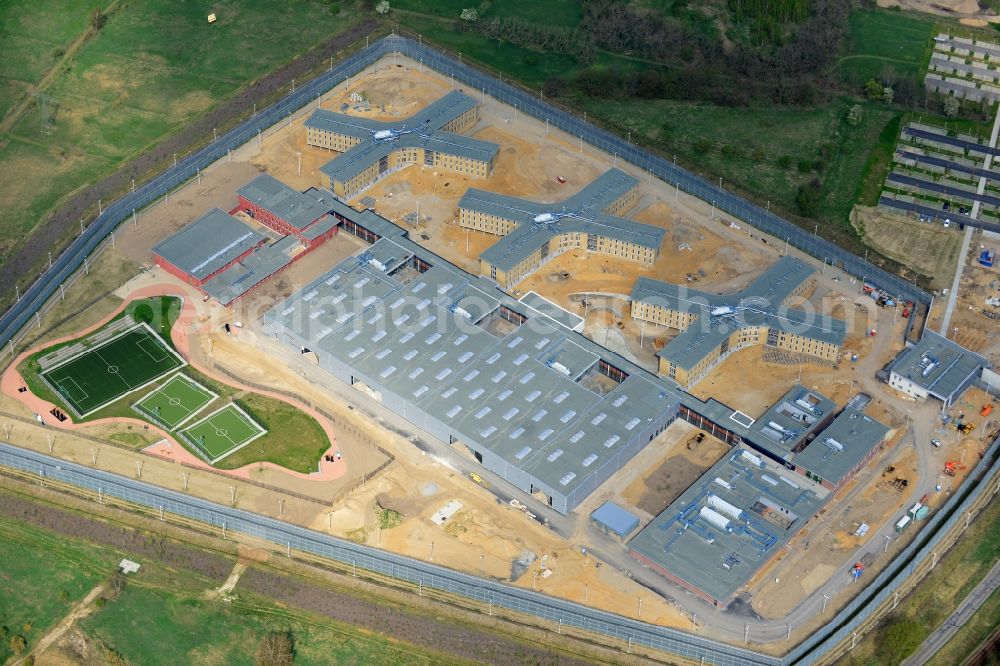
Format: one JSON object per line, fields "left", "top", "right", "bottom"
{"left": 180, "top": 403, "right": 266, "bottom": 462}
{"left": 41, "top": 325, "right": 184, "bottom": 416}
{"left": 134, "top": 373, "right": 216, "bottom": 429}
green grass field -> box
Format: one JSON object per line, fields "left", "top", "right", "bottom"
{"left": 0, "top": 507, "right": 463, "bottom": 665}
{"left": 181, "top": 403, "right": 266, "bottom": 463}
{"left": 0, "top": 0, "right": 361, "bottom": 289}
{"left": 0, "top": 515, "right": 118, "bottom": 662}
{"left": 41, "top": 324, "right": 184, "bottom": 416}
{"left": 834, "top": 10, "right": 935, "bottom": 88}
{"left": 134, "top": 373, "right": 216, "bottom": 429}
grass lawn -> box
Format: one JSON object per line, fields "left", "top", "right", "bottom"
{"left": 0, "top": 0, "right": 359, "bottom": 279}
{"left": 843, "top": 493, "right": 1000, "bottom": 666}
{"left": 81, "top": 571, "right": 465, "bottom": 665}
{"left": 22, "top": 296, "right": 331, "bottom": 473}
{"left": 833, "top": 9, "right": 935, "bottom": 88}
{"left": 0, "top": 515, "right": 119, "bottom": 662}
{"left": 396, "top": 0, "right": 581, "bottom": 26}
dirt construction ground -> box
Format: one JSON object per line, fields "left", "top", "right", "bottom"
{"left": 925, "top": 231, "right": 1000, "bottom": 366}
{"left": 852, "top": 206, "right": 963, "bottom": 290}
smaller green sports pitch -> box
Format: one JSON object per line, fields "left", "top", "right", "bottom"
{"left": 180, "top": 403, "right": 266, "bottom": 463}
{"left": 41, "top": 323, "right": 185, "bottom": 417}
{"left": 134, "top": 373, "right": 217, "bottom": 429}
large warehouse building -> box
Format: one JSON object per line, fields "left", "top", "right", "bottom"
{"left": 631, "top": 257, "right": 846, "bottom": 387}
{"left": 458, "top": 169, "right": 663, "bottom": 289}
{"left": 263, "top": 207, "right": 683, "bottom": 514}
{"left": 305, "top": 91, "right": 499, "bottom": 199}
{"left": 153, "top": 175, "right": 343, "bottom": 306}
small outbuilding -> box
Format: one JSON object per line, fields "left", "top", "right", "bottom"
{"left": 590, "top": 501, "right": 640, "bottom": 541}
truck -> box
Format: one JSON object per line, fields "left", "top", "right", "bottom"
{"left": 895, "top": 515, "right": 911, "bottom": 532}
{"left": 980, "top": 248, "right": 996, "bottom": 268}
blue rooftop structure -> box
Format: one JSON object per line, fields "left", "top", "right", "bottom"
{"left": 591, "top": 501, "right": 640, "bottom": 539}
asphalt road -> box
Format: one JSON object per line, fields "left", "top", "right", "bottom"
{"left": 901, "top": 559, "right": 1000, "bottom": 666}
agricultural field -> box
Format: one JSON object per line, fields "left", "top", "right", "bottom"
{"left": 0, "top": 0, "right": 365, "bottom": 308}
{"left": 19, "top": 297, "right": 331, "bottom": 472}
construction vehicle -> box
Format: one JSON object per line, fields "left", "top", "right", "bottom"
{"left": 850, "top": 562, "right": 865, "bottom": 579}
{"left": 469, "top": 472, "right": 490, "bottom": 489}
{"left": 959, "top": 422, "right": 976, "bottom": 435}
{"left": 943, "top": 461, "right": 966, "bottom": 476}
{"left": 982, "top": 404, "right": 994, "bottom": 417}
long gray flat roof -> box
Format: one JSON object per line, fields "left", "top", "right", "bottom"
{"left": 464, "top": 169, "right": 665, "bottom": 272}
{"left": 794, "top": 408, "right": 889, "bottom": 486}
{"left": 319, "top": 131, "right": 498, "bottom": 183}
{"left": 519, "top": 291, "right": 584, "bottom": 332}
{"left": 264, "top": 224, "right": 684, "bottom": 499}
{"left": 629, "top": 446, "right": 827, "bottom": 604}
{"left": 307, "top": 91, "right": 499, "bottom": 184}
{"left": 889, "top": 330, "right": 986, "bottom": 400}
{"left": 633, "top": 257, "right": 846, "bottom": 370}
{"left": 305, "top": 90, "right": 479, "bottom": 137}
{"left": 237, "top": 174, "right": 336, "bottom": 231}
{"left": 152, "top": 208, "right": 265, "bottom": 280}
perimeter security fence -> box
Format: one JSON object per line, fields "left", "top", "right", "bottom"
{"left": 0, "top": 34, "right": 990, "bottom": 666}
{"left": 1, "top": 434, "right": 998, "bottom": 666}
{"left": 1, "top": 35, "right": 934, "bottom": 358}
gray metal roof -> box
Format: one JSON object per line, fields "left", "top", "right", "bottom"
{"left": 748, "top": 386, "right": 837, "bottom": 460}
{"left": 633, "top": 257, "right": 846, "bottom": 370}
{"left": 794, "top": 408, "right": 889, "bottom": 486}
{"left": 629, "top": 446, "right": 827, "bottom": 604}
{"left": 889, "top": 329, "right": 986, "bottom": 400}
{"left": 465, "top": 169, "right": 665, "bottom": 272}
{"left": 319, "top": 131, "right": 499, "bottom": 183}
{"left": 265, "top": 231, "right": 685, "bottom": 500}
{"left": 307, "top": 91, "right": 499, "bottom": 185}
{"left": 236, "top": 174, "right": 336, "bottom": 231}
{"left": 152, "top": 208, "right": 265, "bottom": 280}
{"left": 305, "top": 90, "right": 479, "bottom": 137}
{"left": 591, "top": 501, "right": 640, "bottom": 538}
{"left": 518, "top": 291, "right": 584, "bottom": 332}
{"left": 201, "top": 236, "right": 298, "bottom": 305}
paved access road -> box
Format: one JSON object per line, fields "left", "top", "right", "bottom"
{"left": 901, "top": 559, "right": 1000, "bottom": 666}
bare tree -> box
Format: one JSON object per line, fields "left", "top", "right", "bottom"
{"left": 256, "top": 630, "right": 294, "bottom": 666}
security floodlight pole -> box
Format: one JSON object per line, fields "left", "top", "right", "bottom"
{"left": 182, "top": 472, "right": 190, "bottom": 491}
{"left": 822, "top": 594, "right": 829, "bottom": 613}
{"left": 744, "top": 625, "right": 749, "bottom": 644}
{"left": 278, "top": 499, "right": 284, "bottom": 517}
{"left": 291, "top": 78, "right": 295, "bottom": 93}
{"left": 91, "top": 448, "right": 97, "bottom": 465}
{"left": 297, "top": 152, "right": 302, "bottom": 176}
{"left": 80, "top": 219, "right": 84, "bottom": 234}
{"left": 786, "top": 625, "right": 791, "bottom": 641}
{"left": 931, "top": 551, "right": 938, "bottom": 568}
{"left": 197, "top": 168, "right": 201, "bottom": 184}
{"left": 884, "top": 534, "right": 892, "bottom": 552}
{"left": 691, "top": 613, "right": 696, "bottom": 629}
{"left": 35, "top": 312, "right": 40, "bottom": 328}
{"left": 174, "top": 152, "right": 177, "bottom": 167}
{"left": 230, "top": 486, "right": 236, "bottom": 505}
{"left": 132, "top": 209, "right": 137, "bottom": 226}
{"left": 258, "top": 129, "right": 262, "bottom": 149}
{"left": 84, "top": 256, "right": 89, "bottom": 275}
{"left": 98, "top": 199, "right": 102, "bottom": 215}
{"left": 213, "top": 127, "right": 217, "bottom": 141}
{"left": 15, "top": 285, "right": 19, "bottom": 301}
{"left": 59, "top": 284, "right": 65, "bottom": 301}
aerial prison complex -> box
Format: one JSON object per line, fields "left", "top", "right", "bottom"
{"left": 631, "top": 256, "right": 846, "bottom": 388}
{"left": 145, "top": 88, "right": 946, "bottom": 603}
{"left": 305, "top": 90, "right": 499, "bottom": 199}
